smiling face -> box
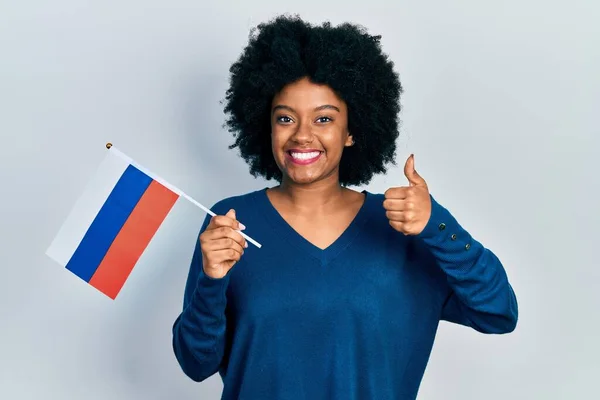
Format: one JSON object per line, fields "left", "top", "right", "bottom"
{"left": 270, "top": 77, "right": 354, "bottom": 186}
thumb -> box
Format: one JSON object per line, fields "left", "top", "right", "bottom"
{"left": 226, "top": 208, "right": 242, "bottom": 229}
{"left": 404, "top": 154, "right": 424, "bottom": 186}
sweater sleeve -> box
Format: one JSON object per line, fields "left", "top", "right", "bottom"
{"left": 416, "top": 195, "right": 519, "bottom": 334}
{"left": 172, "top": 213, "right": 230, "bottom": 382}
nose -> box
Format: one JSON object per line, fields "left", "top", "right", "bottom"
{"left": 291, "top": 120, "right": 314, "bottom": 144}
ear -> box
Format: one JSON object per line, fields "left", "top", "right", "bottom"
{"left": 344, "top": 132, "right": 354, "bottom": 147}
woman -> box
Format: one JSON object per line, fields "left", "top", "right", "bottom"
{"left": 172, "top": 15, "right": 518, "bottom": 400}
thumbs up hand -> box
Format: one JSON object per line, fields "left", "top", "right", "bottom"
{"left": 383, "top": 154, "right": 432, "bottom": 235}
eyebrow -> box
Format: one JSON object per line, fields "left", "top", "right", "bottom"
{"left": 271, "top": 104, "right": 340, "bottom": 114}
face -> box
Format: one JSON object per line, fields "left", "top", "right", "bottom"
{"left": 270, "top": 77, "right": 353, "bottom": 186}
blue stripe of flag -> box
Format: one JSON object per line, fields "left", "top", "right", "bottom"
{"left": 66, "top": 164, "right": 152, "bottom": 282}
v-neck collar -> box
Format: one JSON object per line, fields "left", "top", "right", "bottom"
{"left": 253, "top": 187, "right": 372, "bottom": 266}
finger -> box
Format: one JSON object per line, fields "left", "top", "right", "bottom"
{"left": 383, "top": 198, "right": 412, "bottom": 211}
{"left": 207, "top": 214, "right": 235, "bottom": 229}
{"left": 389, "top": 220, "right": 406, "bottom": 233}
{"left": 403, "top": 154, "right": 417, "bottom": 186}
{"left": 212, "top": 226, "right": 247, "bottom": 248}
{"left": 207, "top": 209, "right": 245, "bottom": 231}
{"left": 201, "top": 226, "right": 247, "bottom": 249}
{"left": 404, "top": 154, "right": 425, "bottom": 187}
{"left": 384, "top": 186, "right": 409, "bottom": 200}
{"left": 205, "top": 237, "right": 246, "bottom": 254}
{"left": 226, "top": 209, "right": 247, "bottom": 230}
{"left": 385, "top": 210, "right": 410, "bottom": 222}
{"left": 206, "top": 248, "right": 243, "bottom": 265}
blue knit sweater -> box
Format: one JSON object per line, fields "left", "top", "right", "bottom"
{"left": 172, "top": 188, "right": 518, "bottom": 399}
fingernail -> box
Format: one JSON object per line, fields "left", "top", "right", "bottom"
{"left": 244, "top": 241, "right": 248, "bottom": 248}
{"left": 239, "top": 223, "right": 246, "bottom": 230}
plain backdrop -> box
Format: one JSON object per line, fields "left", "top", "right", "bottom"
{"left": 1, "top": 1, "right": 598, "bottom": 399}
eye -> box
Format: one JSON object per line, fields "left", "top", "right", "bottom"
{"left": 316, "top": 116, "right": 333, "bottom": 123}
{"left": 276, "top": 115, "right": 293, "bottom": 124}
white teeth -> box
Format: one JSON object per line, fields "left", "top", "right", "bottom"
{"left": 291, "top": 151, "right": 320, "bottom": 160}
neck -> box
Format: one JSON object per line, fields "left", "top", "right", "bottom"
{"left": 274, "top": 175, "right": 346, "bottom": 214}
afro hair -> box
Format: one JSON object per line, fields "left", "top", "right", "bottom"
{"left": 223, "top": 14, "right": 403, "bottom": 187}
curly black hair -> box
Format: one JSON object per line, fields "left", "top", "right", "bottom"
{"left": 223, "top": 14, "right": 402, "bottom": 186}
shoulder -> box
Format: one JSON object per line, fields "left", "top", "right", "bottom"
{"left": 362, "top": 191, "right": 386, "bottom": 217}
{"left": 196, "top": 189, "right": 265, "bottom": 232}
{"left": 361, "top": 191, "right": 395, "bottom": 233}
{"left": 364, "top": 191, "right": 386, "bottom": 205}
{"left": 208, "top": 188, "right": 265, "bottom": 216}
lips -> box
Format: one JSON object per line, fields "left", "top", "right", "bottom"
{"left": 286, "top": 150, "right": 323, "bottom": 165}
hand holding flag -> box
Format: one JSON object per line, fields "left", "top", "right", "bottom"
{"left": 383, "top": 154, "right": 432, "bottom": 235}
{"left": 200, "top": 209, "right": 248, "bottom": 279}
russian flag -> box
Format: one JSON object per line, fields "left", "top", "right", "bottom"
{"left": 46, "top": 146, "right": 181, "bottom": 300}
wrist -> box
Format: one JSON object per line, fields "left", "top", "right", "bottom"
{"left": 203, "top": 266, "right": 228, "bottom": 280}
{"left": 416, "top": 195, "right": 454, "bottom": 240}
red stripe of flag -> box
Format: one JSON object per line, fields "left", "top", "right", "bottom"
{"left": 88, "top": 180, "right": 179, "bottom": 299}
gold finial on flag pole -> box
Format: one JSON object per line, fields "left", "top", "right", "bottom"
{"left": 106, "top": 142, "right": 112, "bottom": 149}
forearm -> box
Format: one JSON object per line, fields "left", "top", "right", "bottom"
{"left": 172, "top": 272, "right": 229, "bottom": 381}
{"left": 418, "top": 195, "right": 518, "bottom": 333}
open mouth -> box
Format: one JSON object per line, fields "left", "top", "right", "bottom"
{"left": 286, "top": 150, "right": 323, "bottom": 165}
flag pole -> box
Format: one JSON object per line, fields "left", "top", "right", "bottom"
{"left": 105, "top": 142, "right": 262, "bottom": 249}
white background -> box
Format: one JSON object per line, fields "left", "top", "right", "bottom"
{"left": 1, "top": 1, "right": 598, "bottom": 399}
